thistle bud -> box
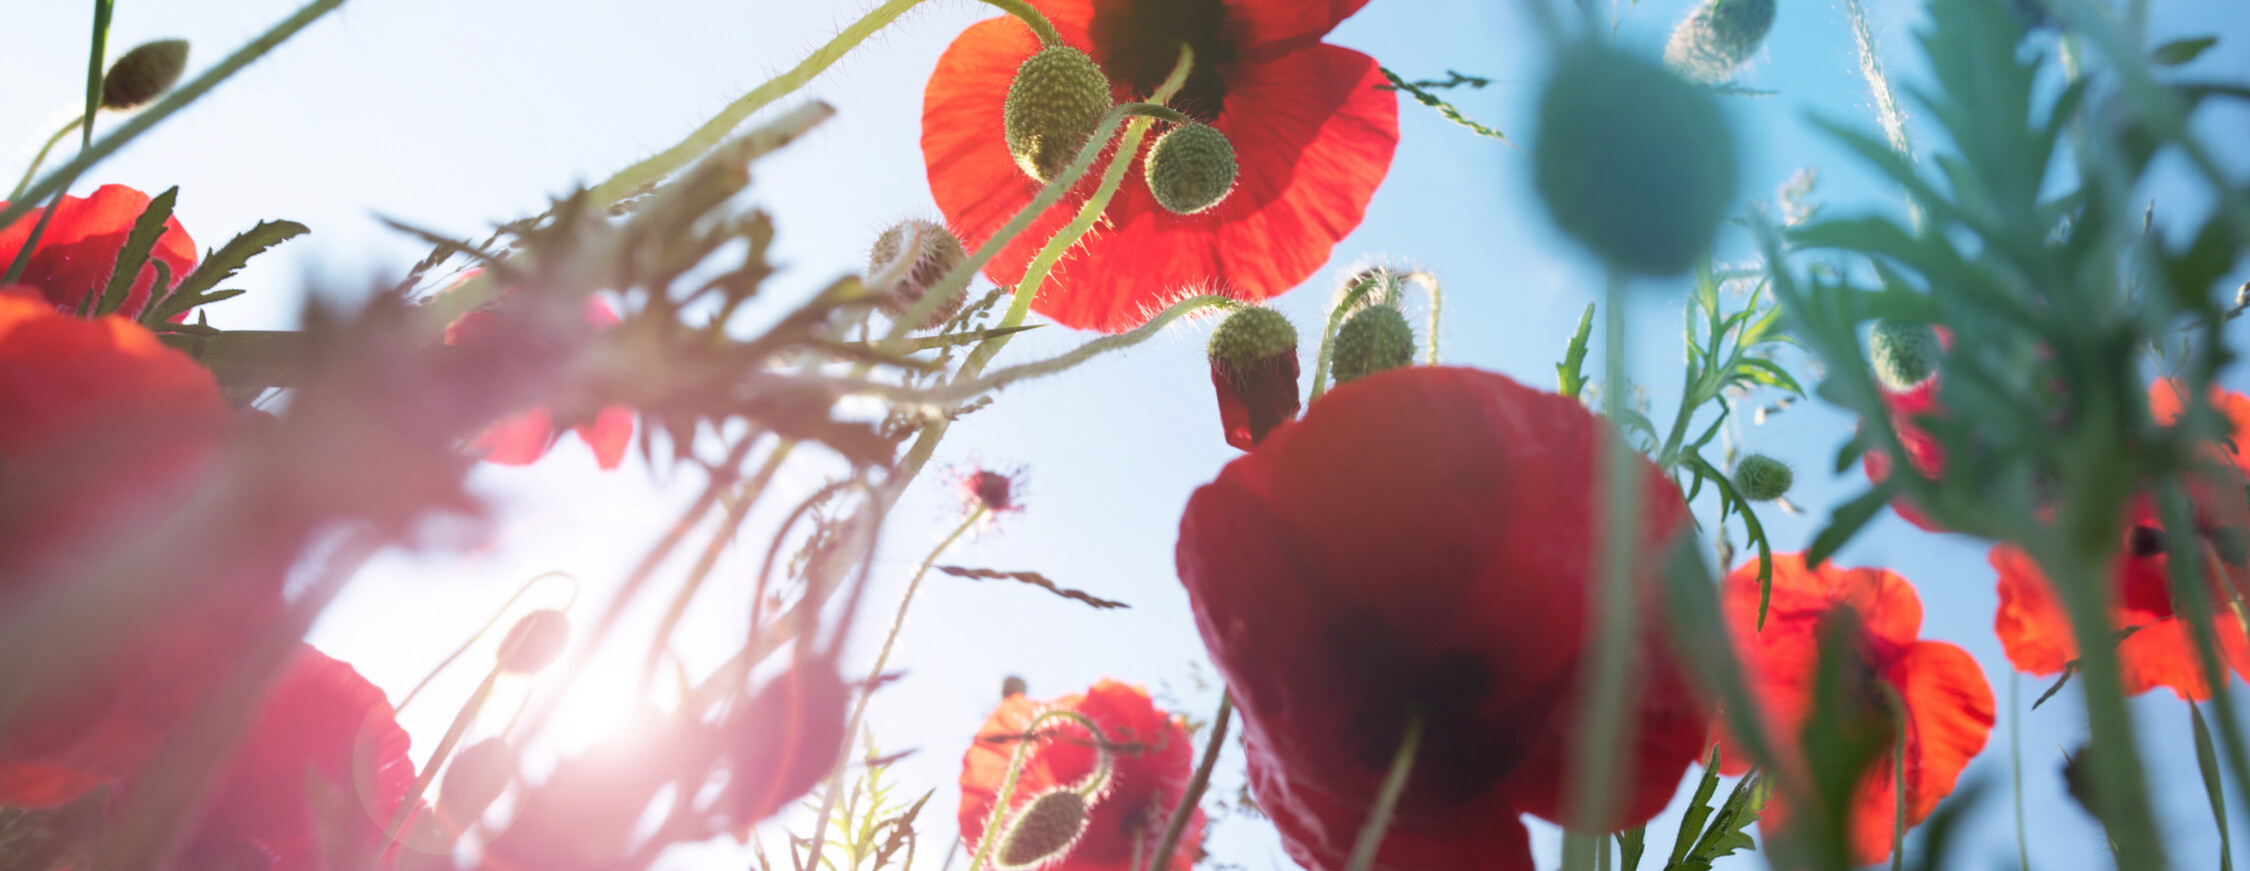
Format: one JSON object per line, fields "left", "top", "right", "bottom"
{"left": 993, "top": 789, "right": 1090, "bottom": 870}
{"left": 868, "top": 220, "right": 970, "bottom": 330}
{"left": 101, "top": 39, "right": 189, "bottom": 110}
{"left": 1005, "top": 47, "right": 1114, "bottom": 183}
{"left": 1664, "top": 0, "right": 1777, "bottom": 84}
{"left": 1868, "top": 320, "right": 1941, "bottom": 391}
{"left": 1329, "top": 305, "right": 1416, "bottom": 386}
{"left": 1732, "top": 453, "right": 1793, "bottom": 501}
{"left": 1533, "top": 41, "right": 1737, "bottom": 275}
{"left": 1207, "top": 307, "right": 1301, "bottom": 451}
{"left": 1144, "top": 122, "right": 1238, "bottom": 215}
{"left": 497, "top": 609, "right": 569, "bottom": 674}
{"left": 437, "top": 738, "right": 515, "bottom": 828}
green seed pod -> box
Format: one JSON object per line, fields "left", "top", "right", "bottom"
{"left": 1004, "top": 47, "right": 1113, "bottom": 184}
{"left": 1532, "top": 41, "right": 1738, "bottom": 276}
{"left": 1732, "top": 453, "right": 1794, "bottom": 501}
{"left": 1329, "top": 305, "right": 1416, "bottom": 386}
{"left": 868, "top": 220, "right": 970, "bottom": 330}
{"left": 101, "top": 39, "right": 190, "bottom": 110}
{"left": 994, "top": 789, "right": 1089, "bottom": 869}
{"left": 1868, "top": 319, "right": 1941, "bottom": 390}
{"left": 1144, "top": 122, "right": 1238, "bottom": 215}
{"left": 1209, "top": 307, "right": 1302, "bottom": 450}
{"left": 1208, "top": 306, "right": 1296, "bottom": 369}
{"left": 1664, "top": 0, "right": 1778, "bottom": 84}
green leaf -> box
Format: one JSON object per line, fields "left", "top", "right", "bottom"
{"left": 96, "top": 185, "right": 178, "bottom": 317}
{"left": 1681, "top": 772, "right": 1766, "bottom": 869}
{"left": 148, "top": 219, "right": 309, "bottom": 325}
{"left": 1557, "top": 302, "right": 1597, "bottom": 399}
{"left": 2194, "top": 705, "right": 2236, "bottom": 871}
{"left": 1617, "top": 826, "right": 1646, "bottom": 871}
{"left": 1666, "top": 747, "right": 1726, "bottom": 868}
{"left": 2152, "top": 36, "right": 2218, "bottom": 66}
{"left": 1807, "top": 486, "right": 1892, "bottom": 568}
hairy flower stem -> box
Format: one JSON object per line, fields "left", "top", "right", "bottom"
{"left": 966, "top": 709, "right": 1113, "bottom": 871}
{"left": 0, "top": 0, "right": 348, "bottom": 234}
{"left": 805, "top": 505, "right": 988, "bottom": 863}
{"left": 1405, "top": 270, "right": 1442, "bottom": 365}
{"left": 8, "top": 116, "right": 83, "bottom": 201}
{"left": 385, "top": 664, "right": 504, "bottom": 849}
{"left": 1, "top": 3, "right": 108, "bottom": 286}
{"left": 1308, "top": 270, "right": 1394, "bottom": 402}
{"left": 976, "top": 0, "right": 1064, "bottom": 47}
{"left": 1145, "top": 693, "right": 1232, "bottom": 871}
{"left": 635, "top": 439, "right": 799, "bottom": 691}
{"left": 1569, "top": 268, "right": 1641, "bottom": 834}
{"left": 1342, "top": 710, "right": 1424, "bottom": 871}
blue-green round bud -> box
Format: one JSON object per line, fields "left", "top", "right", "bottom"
{"left": 1330, "top": 305, "right": 1416, "bottom": 386}
{"left": 1733, "top": 453, "right": 1794, "bottom": 501}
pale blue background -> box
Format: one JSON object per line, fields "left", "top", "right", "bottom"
{"left": 5, "top": 0, "right": 2249, "bottom": 868}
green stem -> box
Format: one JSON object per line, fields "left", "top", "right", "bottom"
{"left": 1, "top": 0, "right": 349, "bottom": 235}
{"left": 965, "top": 709, "right": 1112, "bottom": 871}
{"left": 1147, "top": 693, "right": 1231, "bottom": 871}
{"left": 975, "top": 0, "right": 1063, "bottom": 47}
{"left": 1571, "top": 267, "right": 1640, "bottom": 832}
{"left": 1308, "top": 270, "right": 1392, "bottom": 402}
{"left": 1342, "top": 711, "right": 1423, "bottom": 871}
{"left": 583, "top": 0, "right": 929, "bottom": 210}
{"left": 2013, "top": 671, "right": 2030, "bottom": 871}
{"left": 2030, "top": 533, "right": 2166, "bottom": 867}
{"left": 83, "top": 1, "right": 113, "bottom": 149}
{"left": 9, "top": 116, "right": 82, "bottom": 202}
{"left": 2157, "top": 481, "right": 2250, "bottom": 844}
{"left": 635, "top": 440, "right": 798, "bottom": 690}
{"left": 1404, "top": 270, "right": 1442, "bottom": 365}
{"left": 806, "top": 505, "right": 987, "bottom": 863}
{"left": 386, "top": 663, "right": 503, "bottom": 848}
{"left": 398, "top": 571, "right": 577, "bottom": 713}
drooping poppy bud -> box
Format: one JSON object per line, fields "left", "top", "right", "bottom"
{"left": 1004, "top": 47, "right": 1113, "bottom": 183}
{"left": 868, "top": 219, "right": 971, "bottom": 330}
{"left": 1732, "top": 453, "right": 1793, "bottom": 501}
{"left": 1663, "top": 0, "right": 1777, "bottom": 84}
{"left": 101, "top": 39, "right": 190, "bottom": 110}
{"left": 437, "top": 737, "right": 514, "bottom": 830}
{"left": 1533, "top": 41, "right": 1737, "bottom": 275}
{"left": 1869, "top": 319, "right": 1941, "bottom": 391}
{"left": 993, "top": 789, "right": 1091, "bottom": 870}
{"left": 497, "top": 609, "right": 569, "bottom": 674}
{"left": 1329, "top": 305, "right": 1415, "bottom": 386}
{"left": 729, "top": 661, "right": 851, "bottom": 829}
{"left": 1207, "top": 306, "right": 1301, "bottom": 451}
{"left": 1144, "top": 122, "right": 1238, "bottom": 215}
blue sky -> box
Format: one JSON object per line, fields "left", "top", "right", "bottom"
{"left": 7, "top": 0, "right": 2250, "bottom": 868}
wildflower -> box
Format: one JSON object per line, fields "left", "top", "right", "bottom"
{"left": 164, "top": 645, "right": 419, "bottom": 870}
{"left": 1206, "top": 306, "right": 1299, "bottom": 450}
{"left": 1991, "top": 492, "right": 2250, "bottom": 701}
{"left": 1327, "top": 304, "right": 1414, "bottom": 386}
{"left": 1717, "top": 554, "right": 1994, "bottom": 866}
{"left": 727, "top": 660, "right": 851, "bottom": 829}
{"left": 922, "top": 0, "right": 1399, "bottom": 332}
{"left": 1174, "top": 367, "right": 1707, "bottom": 871}
{"left": 0, "top": 184, "right": 197, "bottom": 318}
{"left": 439, "top": 275, "right": 636, "bottom": 470}
{"left": 2148, "top": 378, "right": 2250, "bottom": 480}
{"left": 960, "top": 680, "right": 1203, "bottom": 871}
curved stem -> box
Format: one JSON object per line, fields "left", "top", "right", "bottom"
{"left": 9, "top": 116, "right": 83, "bottom": 202}
{"left": 1403, "top": 270, "right": 1442, "bottom": 366}
{"left": 1342, "top": 710, "right": 1423, "bottom": 871}
{"left": 975, "top": 0, "right": 1064, "bottom": 47}
{"left": 1308, "top": 270, "right": 1394, "bottom": 402}
{"left": 1569, "top": 267, "right": 1640, "bottom": 832}
{"left": 635, "top": 440, "right": 798, "bottom": 691}
{"left": 965, "top": 709, "right": 1112, "bottom": 871}
{"left": 399, "top": 571, "right": 577, "bottom": 712}
{"left": 386, "top": 663, "right": 504, "bottom": 848}
{"left": 1147, "top": 693, "right": 1231, "bottom": 871}
{"left": 583, "top": 0, "right": 928, "bottom": 209}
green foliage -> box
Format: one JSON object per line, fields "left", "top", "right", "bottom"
{"left": 144, "top": 218, "right": 308, "bottom": 327}
{"left": 786, "top": 738, "right": 932, "bottom": 871}
{"left": 1557, "top": 302, "right": 1596, "bottom": 399}
{"left": 1661, "top": 746, "right": 1766, "bottom": 871}
{"left": 2194, "top": 706, "right": 2236, "bottom": 871}
{"left": 89, "top": 185, "right": 175, "bottom": 317}
{"left": 2150, "top": 35, "right": 2218, "bottom": 67}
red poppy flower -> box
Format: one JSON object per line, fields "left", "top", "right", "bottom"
{"left": 959, "top": 680, "right": 1204, "bottom": 871}
{"left": 0, "top": 184, "right": 198, "bottom": 319}
{"left": 2150, "top": 378, "right": 2250, "bottom": 479}
{"left": 1716, "top": 554, "right": 1993, "bottom": 866}
{"left": 1991, "top": 494, "right": 2250, "bottom": 701}
{"left": 1174, "top": 367, "right": 1706, "bottom": 871}
{"left": 0, "top": 288, "right": 268, "bottom": 809}
{"left": 170, "top": 644, "right": 418, "bottom": 871}
{"left": 1860, "top": 379, "right": 1949, "bottom": 532}
{"left": 441, "top": 279, "right": 635, "bottom": 470}
{"left": 922, "top": 0, "right": 1399, "bottom": 332}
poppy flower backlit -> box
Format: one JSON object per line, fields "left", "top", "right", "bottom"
{"left": 440, "top": 279, "right": 636, "bottom": 470}
{"left": 922, "top": 0, "right": 1399, "bottom": 332}
{"left": 1717, "top": 554, "right": 1993, "bottom": 867}
{"left": 0, "top": 184, "right": 197, "bottom": 319}
{"left": 2149, "top": 378, "right": 2250, "bottom": 480}
{"left": 1175, "top": 367, "right": 1706, "bottom": 871}
{"left": 959, "top": 680, "right": 1204, "bottom": 871}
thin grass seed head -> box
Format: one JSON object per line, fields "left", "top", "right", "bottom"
{"left": 1329, "top": 305, "right": 1415, "bottom": 386}
{"left": 1732, "top": 453, "right": 1794, "bottom": 501}
{"left": 868, "top": 219, "right": 970, "bottom": 330}
{"left": 1664, "top": 0, "right": 1778, "bottom": 84}
{"left": 1868, "top": 319, "right": 1941, "bottom": 390}
{"left": 1145, "top": 122, "right": 1238, "bottom": 215}
{"left": 101, "top": 39, "right": 190, "bottom": 110}
{"left": 1005, "top": 47, "right": 1114, "bottom": 183}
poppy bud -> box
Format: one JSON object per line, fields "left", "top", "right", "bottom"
{"left": 1329, "top": 305, "right": 1416, "bottom": 386}
{"left": 1001, "top": 675, "right": 1027, "bottom": 698}
{"left": 1207, "top": 307, "right": 1301, "bottom": 451}
{"left": 730, "top": 663, "right": 850, "bottom": 828}
{"left": 993, "top": 788, "right": 1090, "bottom": 870}
{"left": 1868, "top": 319, "right": 1940, "bottom": 390}
{"left": 101, "top": 39, "right": 190, "bottom": 110}
{"left": 1005, "top": 47, "right": 1114, "bottom": 183}
{"left": 1532, "top": 41, "right": 1737, "bottom": 275}
{"left": 1144, "top": 122, "right": 1238, "bottom": 215}
{"left": 497, "top": 610, "right": 569, "bottom": 674}
{"left": 438, "top": 737, "right": 514, "bottom": 828}
{"left": 868, "top": 219, "right": 970, "bottom": 330}
{"left": 1732, "top": 453, "right": 1793, "bottom": 501}
{"left": 1663, "top": 0, "right": 1777, "bottom": 84}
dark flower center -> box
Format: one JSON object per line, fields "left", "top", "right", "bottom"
{"left": 1328, "top": 615, "right": 1519, "bottom": 804}
{"left": 1088, "top": 0, "right": 1239, "bottom": 121}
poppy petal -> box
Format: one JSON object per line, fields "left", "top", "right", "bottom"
{"left": 1225, "top": 0, "right": 1373, "bottom": 58}
{"left": 1991, "top": 546, "right": 2074, "bottom": 677}
{"left": 473, "top": 406, "right": 559, "bottom": 466}
{"left": 0, "top": 185, "right": 197, "bottom": 318}
{"left": 572, "top": 405, "right": 636, "bottom": 470}
{"left": 1247, "top": 731, "right": 1536, "bottom": 871}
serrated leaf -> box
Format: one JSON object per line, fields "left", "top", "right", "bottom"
{"left": 2152, "top": 36, "right": 2218, "bottom": 66}
{"left": 97, "top": 186, "right": 177, "bottom": 316}
{"left": 1617, "top": 826, "right": 1646, "bottom": 871}
{"left": 1666, "top": 747, "right": 1726, "bottom": 868}
{"left": 1807, "top": 486, "right": 1892, "bottom": 568}
{"left": 1681, "top": 773, "right": 1765, "bottom": 869}
{"left": 1557, "top": 302, "right": 1596, "bottom": 399}
{"left": 149, "top": 219, "right": 308, "bottom": 325}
